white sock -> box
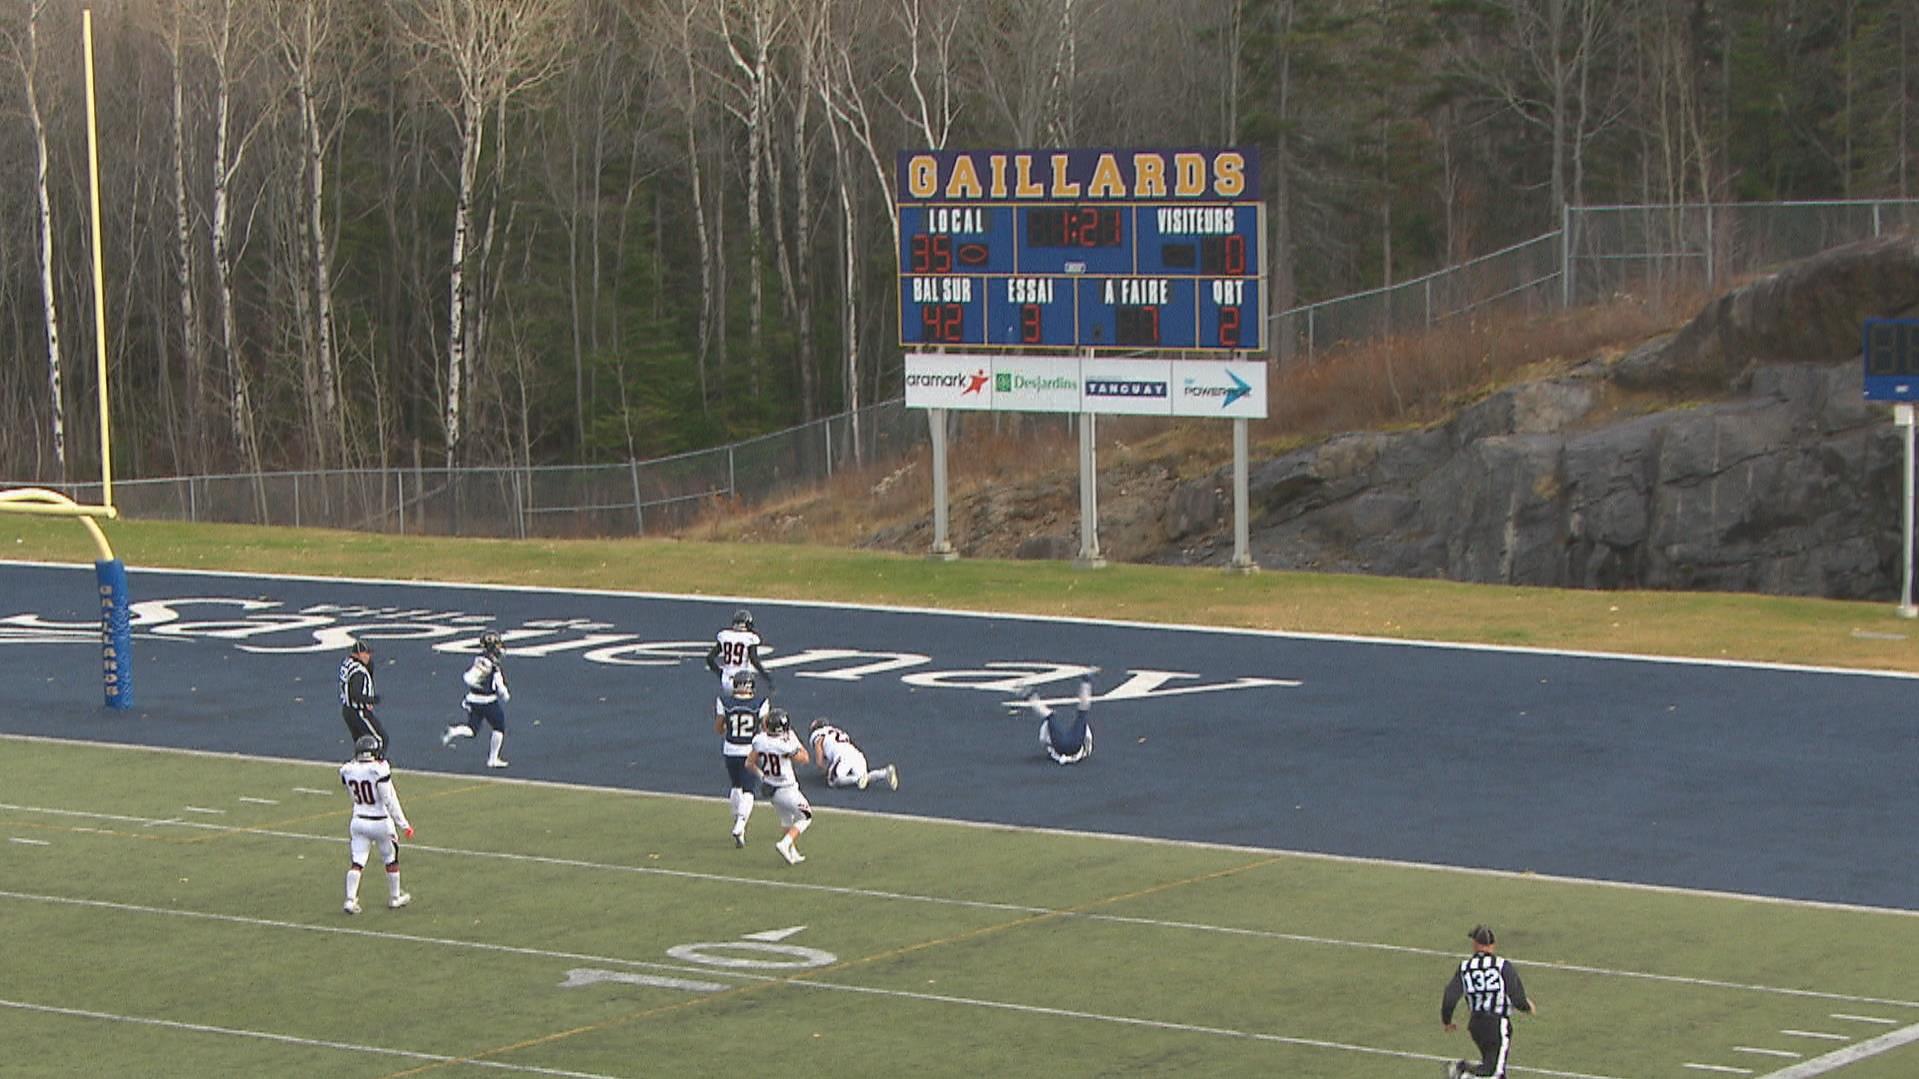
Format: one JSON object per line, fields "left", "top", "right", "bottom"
{"left": 386, "top": 866, "right": 402, "bottom": 899}
{"left": 866, "top": 769, "right": 887, "bottom": 785}
{"left": 344, "top": 867, "right": 362, "bottom": 901}
{"left": 488, "top": 730, "right": 505, "bottom": 760}
{"left": 738, "top": 791, "right": 755, "bottom": 823}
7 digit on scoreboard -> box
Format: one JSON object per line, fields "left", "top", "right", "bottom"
{"left": 896, "top": 148, "right": 1266, "bottom": 353}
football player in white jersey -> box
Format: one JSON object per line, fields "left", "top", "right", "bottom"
{"left": 807, "top": 718, "right": 898, "bottom": 791}
{"left": 1010, "top": 670, "right": 1096, "bottom": 765}
{"left": 705, "top": 608, "right": 773, "bottom": 701}
{"left": 745, "top": 708, "right": 812, "bottom": 865}
{"left": 339, "top": 735, "right": 413, "bottom": 914}
{"left": 442, "top": 631, "right": 511, "bottom": 768}
{"left": 717, "top": 670, "right": 770, "bottom": 846}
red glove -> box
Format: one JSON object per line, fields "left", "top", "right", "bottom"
{"left": 403, "top": 826, "right": 414, "bottom": 839}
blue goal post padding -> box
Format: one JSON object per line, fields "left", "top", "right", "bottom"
{"left": 97, "top": 558, "right": 133, "bottom": 709}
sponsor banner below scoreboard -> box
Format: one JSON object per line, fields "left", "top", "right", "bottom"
{"left": 904, "top": 354, "right": 1266, "bottom": 419}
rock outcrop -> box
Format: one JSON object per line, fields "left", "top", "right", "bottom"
{"left": 1163, "top": 235, "right": 1919, "bottom": 599}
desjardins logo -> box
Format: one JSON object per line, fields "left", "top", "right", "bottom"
{"left": 997, "top": 372, "right": 1078, "bottom": 393}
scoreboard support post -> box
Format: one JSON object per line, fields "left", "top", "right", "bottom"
{"left": 1074, "top": 408, "right": 1105, "bottom": 569}
{"left": 928, "top": 408, "right": 958, "bottom": 561}
{"left": 1229, "top": 416, "right": 1256, "bottom": 573}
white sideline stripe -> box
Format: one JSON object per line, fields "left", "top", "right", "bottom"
{"left": 1758, "top": 1023, "right": 1919, "bottom": 1077}
{"left": 7, "top": 731, "right": 1917, "bottom": 921}
{"left": 11, "top": 557, "right": 1914, "bottom": 682}
{"left": 0, "top": 997, "right": 618, "bottom": 1078}
{"left": 1778, "top": 1030, "right": 1848, "bottom": 1041}
{"left": 8, "top": 837, "right": 50, "bottom": 846}
{"left": 182, "top": 806, "right": 225, "bottom": 815}
{"left": 1733, "top": 1047, "right": 1799, "bottom": 1057}
{"left": 0, "top": 889, "right": 1623, "bottom": 1079}
{"left": 5, "top": 800, "right": 1917, "bottom": 1013}
{"left": 237, "top": 797, "right": 278, "bottom": 805}
{"left": 1831, "top": 1013, "right": 1898, "bottom": 1024}
{"left": 1683, "top": 1066, "right": 1752, "bottom": 1074}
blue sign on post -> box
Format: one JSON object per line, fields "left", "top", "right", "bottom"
{"left": 97, "top": 558, "right": 133, "bottom": 709}
{"left": 1863, "top": 318, "right": 1919, "bottom": 401}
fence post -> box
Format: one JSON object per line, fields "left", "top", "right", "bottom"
{"left": 728, "top": 446, "right": 736, "bottom": 498}
{"left": 629, "top": 459, "right": 644, "bottom": 535}
{"left": 396, "top": 470, "right": 405, "bottom": 535}
{"left": 1560, "top": 203, "right": 1573, "bottom": 309}
{"left": 824, "top": 417, "right": 834, "bottom": 480}
{"left": 293, "top": 472, "right": 300, "bottom": 528}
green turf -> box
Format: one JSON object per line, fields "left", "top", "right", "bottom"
{"left": 2, "top": 738, "right": 1913, "bottom": 1078}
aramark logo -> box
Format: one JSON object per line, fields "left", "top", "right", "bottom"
{"left": 1086, "top": 379, "right": 1168, "bottom": 399}
{"left": 1182, "top": 369, "right": 1252, "bottom": 409}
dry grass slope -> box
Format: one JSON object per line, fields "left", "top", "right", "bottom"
{"left": 687, "top": 290, "right": 1708, "bottom": 561}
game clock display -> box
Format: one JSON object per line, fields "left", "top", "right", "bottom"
{"left": 896, "top": 148, "right": 1265, "bottom": 352}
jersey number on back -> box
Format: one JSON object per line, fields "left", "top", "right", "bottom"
{"left": 347, "top": 779, "right": 377, "bottom": 806}
{"left": 754, "top": 752, "right": 784, "bottom": 777}
{"left": 719, "top": 641, "right": 748, "bottom": 667}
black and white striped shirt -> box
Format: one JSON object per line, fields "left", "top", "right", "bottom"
{"left": 1441, "top": 952, "right": 1531, "bottom": 1022}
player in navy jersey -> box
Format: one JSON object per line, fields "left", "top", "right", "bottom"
{"left": 1009, "top": 670, "right": 1096, "bottom": 765}
{"left": 338, "top": 639, "right": 389, "bottom": 756}
{"left": 716, "top": 670, "right": 770, "bottom": 846}
{"left": 442, "top": 631, "right": 511, "bottom": 768}
{"left": 1440, "top": 924, "right": 1537, "bottom": 1078}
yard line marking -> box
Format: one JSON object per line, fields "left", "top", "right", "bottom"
{"left": 1683, "top": 1066, "right": 1752, "bottom": 1074}
{"left": 0, "top": 888, "right": 1625, "bottom": 1079}
{"left": 1830, "top": 1014, "right": 1897, "bottom": 1025}
{"left": 238, "top": 797, "right": 279, "bottom": 805}
{"left": 9, "top": 731, "right": 1917, "bottom": 921}
{"left": 0, "top": 997, "right": 620, "bottom": 1078}
{"left": 292, "top": 787, "right": 331, "bottom": 796}
{"left": 1779, "top": 1030, "right": 1848, "bottom": 1041}
{"left": 8, "top": 837, "right": 50, "bottom": 846}
{"left": 4, "top": 799, "right": 1917, "bottom": 1012}
{"left": 1758, "top": 1022, "right": 1919, "bottom": 1077}
{"left": 1733, "top": 1047, "right": 1799, "bottom": 1058}
{"left": 181, "top": 806, "right": 225, "bottom": 815}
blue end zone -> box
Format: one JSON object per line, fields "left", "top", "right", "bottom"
{"left": 95, "top": 558, "right": 132, "bottom": 709}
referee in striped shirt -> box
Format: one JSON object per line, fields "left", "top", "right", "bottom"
{"left": 1440, "top": 924, "right": 1536, "bottom": 1078}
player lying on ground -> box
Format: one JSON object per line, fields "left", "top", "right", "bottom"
{"left": 808, "top": 718, "right": 899, "bottom": 790}
{"left": 1010, "top": 670, "right": 1096, "bottom": 764}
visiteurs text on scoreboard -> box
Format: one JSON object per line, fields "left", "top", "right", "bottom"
{"left": 895, "top": 148, "right": 1268, "bottom": 353}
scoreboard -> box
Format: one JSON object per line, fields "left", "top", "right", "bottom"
{"left": 1864, "top": 318, "right": 1919, "bottom": 401}
{"left": 896, "top": 148, "right": 1265, "bottom": 353}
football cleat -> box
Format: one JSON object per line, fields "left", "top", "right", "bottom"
{"left": 343, "top": 898, "right": 361, "bottom": 915}
{"left": 857, "top": 771, "right": 869, "bottom": 790}
{"left": 486, "top": 758, "right": 509, "bottom": 769}
{"left": 388, "top": 892, "right": 411, "bottom": 909}
{"left": 886, "top": 764, "right": 899, "bottom": 791}
{"left": 732, "top": 830, "right": 746, "bottom": 848}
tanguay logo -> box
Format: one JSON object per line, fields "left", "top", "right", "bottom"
{"left": 906, "top": 368, "right": 989, "bottom": 394}
{"left": 1181, "top": 368, "right": 1253, "bottom": 408}
{"left": 1086, "top": 378, "right": 1168, "bottom": 399}
{"left": 998, "top": 373, "right": 1078, "bottom": 393}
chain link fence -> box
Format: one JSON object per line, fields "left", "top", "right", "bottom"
{"left": 13, "top": 199, "right": 1915, "bottom": 540}
{"left": 1269, "top": 198, "right": 1919, "bottom": 359}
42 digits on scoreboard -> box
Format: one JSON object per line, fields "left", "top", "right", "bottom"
{"left": 896, "top": 148, "right": 1266, "bottom": 352}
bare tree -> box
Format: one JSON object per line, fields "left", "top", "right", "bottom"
{"left": 395, "top": 0, "right": 568, "bottom": 466}
{"left": 6, "top": 0, "right": 68, "bottom": 479}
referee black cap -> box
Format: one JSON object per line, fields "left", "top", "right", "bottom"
{"left": 1468, "top": 924, "right": 1496, "bottom": 946}
{"left": 348, "top": 637, "right": 372, "bottom": 656}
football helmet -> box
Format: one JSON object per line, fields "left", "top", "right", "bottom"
{"left": 808, "top": 717, "right": 828, "bottom": 734}
{"left": 763, "top": 708, "right": 792, "bottom": 735}
{"left": 730, "top": 670, "right": 757, "bottom": 698}
{"left": 731, "top": 608, "right": 754, "bottom": 631}
{"left": 353, "top": 734, "right": 382, "bottom": 760}
{"left": 478, "top": 631, "right": 504, "bottom": 658}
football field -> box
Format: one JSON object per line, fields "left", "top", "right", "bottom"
{"left": 4, "top": 736, "right": 1915, "bottom": 1078}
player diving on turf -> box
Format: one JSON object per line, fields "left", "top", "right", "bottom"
{"left": 1009, "top": 669, "right": 1097, "bottom": 764}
